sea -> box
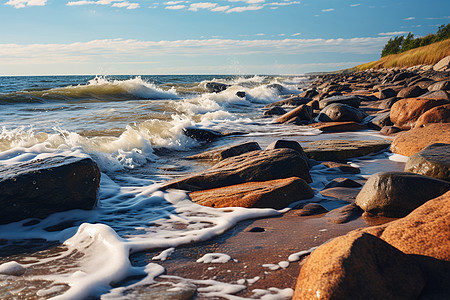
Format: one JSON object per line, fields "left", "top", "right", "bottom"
{"left": 0, "top": 75, "right": 407, "bottom": 299}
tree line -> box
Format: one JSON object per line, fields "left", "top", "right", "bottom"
{"left": 381, "top": 24, "right": 450, "bottom": 57}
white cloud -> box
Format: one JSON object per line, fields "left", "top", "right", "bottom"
{"left": 321, "top": 8, "right": 334, "bottom": 12}
{"left": 255, "top": 33, "right": 265, "bottom": 36}
{"left": 291, "top": 33, "right": 301, "bottom": 36}
{"left": 228, "top": 0, "right": 265, "bottom": 3}
{"left": 164, "top": 0, "right": 184, "bottom": 4}
{"left": 266, "top": 1, "right": 299, "bottom": 6}
{"left": 111, "top": 1, "right": 140, "bottom": 9}
{"left": 165, "top": 4, "right": 185, "bottom": 9}
{"left": 67, "top": 0, "right": 139, "bottom": 8}
{"left": 425, "top": 16, "right": 450, "bottom": 20}
{"left": 378, "top": 31, "right": 409, "bottom": 36}
{"left": 226, "top": 5, "right": 263, "bottom": 13}
{"left": 188, "top": 2, "right": 217, "bottom": 11}
{"left": 403, "top": 17, "right": 415, "bottom": 20}
{"left": 5, "top": 0, "right": 47, "bottom": 8}
{"left": 211, "top": 5, "right": 229, "bottom": 11}
{"left": 350, "top": 3, "right": 360, "bottom": 7}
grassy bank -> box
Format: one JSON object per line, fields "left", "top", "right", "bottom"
{"left": 356, "top": 38, "right": 450, "bottom": 70}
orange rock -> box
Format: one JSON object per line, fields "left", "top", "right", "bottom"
{"left": 390, "top": 98, "right": 449, "bottom": 130}
{"left": 275, "top": 104, "right": 313, "bottom": 123}
{"left": 188, "top": 177, "right": 314, "bottom": 209}
{"left": 293, "top": 231, "right": 425, "bottom": 300}
{"left": 391, "top": 123, "right": 450, "bottom": 156}
{"left": 363, "top": 191, "right": 450, "bottom": 261}
{"left": 414, "top": 104, "right": 450, "bottom": 128}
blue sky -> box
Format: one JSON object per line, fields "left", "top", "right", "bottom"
{"left": 1, "top": 0, "right": 449, "bottom": 75}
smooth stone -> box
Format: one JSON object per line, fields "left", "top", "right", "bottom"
{"left": 324, "top": 178, "right": 362, "bottom": 189}
{"left": 183, "top": 127, "right": 223, "bottom": 142}
{"left": 320, "top": 187, "right": 361, "bottom": 204}
{"left": 433, "top": 55, "right": 450, "bottom": 72}
{"left": 236, "top": 91, "right": 246, "bottom": 98}
{"left": 293, "top": 203, "right": 328, "bottom": 216}
{"left": 355, "top": 171, "right": 450, "bottom": 218}
{"left": 188, "top": 142, "right": 261, "bottom": 161}
{"left": 379, "top": 88, "right": 397, "bottom": 99}
{"left": 377, "top": 97, "right": 399, "bottom": 109}
{"left": 405, "top": 143, "right": 450, "bottom": 181}
{"left": 161, "top": 148, "right": 311, "bottom": 191}
{"left": 317, "top": 103, "right": 367, "bottom": 123}
{"left": 299, "top": 89, "right": 319, "bottom": 98}
{"left": 325, "top": 203, "right": 363, "bottom": 223}
{"left": 205, "top": 82, "right": 229, "bottom": 93}
{"left": 419, "top": 90, "right": 450, "bottom": 101}
{"left": 368, "top": 111, "right": 392, "bottom": 130}
{"left": 266, "top": 140, "right": 310, "bottom": 169}
{"left": 414, "top": 103, "right": 450, "bottom": 128}
{"left": 311, "top": 121, "right": 368, "bottom": 132}
{"left": 391, "top": 123, "right": 450, "bottom": 156}
{"left": 264, "top": 96, "right": 311, "bottom": 108}
{"left": 0, "top": 156, "right": 100, "bottom": 225}
{"left": 318, "top": 95, "right": 364, "bottom": 109}
{"left": 390, "top": 98, "right": 449, "bottom": 130}
{"left": 397, "top": 85, "right": 427, "bottom": 98}
{"left": 263, "top": 106, "right": 287, "bottom": 116}
{"left": 304, "top": 140, "right": 390, "bottom": 161}
{"left": 380, "top": 125, "right": 402, "bottom": 135}
{"left": 275, "top": 104, "right": 313, "bottom": 123}
{"left": 293, "top": 231, "right": 425, "bottom": 300}
{"left": 188, "top": 177, "right": 314, "bottom": 209}
{"left": 427, "top": 80, "right": 450, "bottom": 91}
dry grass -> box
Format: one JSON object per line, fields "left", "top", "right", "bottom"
{"left": 356, "top": 38, "right": 450, "bottom": 70}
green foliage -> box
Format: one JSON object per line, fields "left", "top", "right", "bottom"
{"left": 380, "top": 24, "right": 450, "bottom": 57}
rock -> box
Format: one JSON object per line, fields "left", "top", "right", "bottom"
{"left": 188, "top": 177, "right": 314, "bottom": 209}
{"left": 390, "top": 98, "right": 449, "bottom": 130}
{"left": 293, "top": 231, "right": 425, "bottom": 300}
{"left": 0, "top": 156, "right": 100, "bottom": 225}
{"left": 324, "top": 178, "right": 362, "bottom": 189}
{"left": 392, "top": 71, "right": 416, "bottom": 82}
{"left": 205, "top": 82, "right": 229, "bottom": 93}
{"left": 267, "top": 83, "right": 286, "bottom": 93}
{"left": 428, "top": 80, "right": 450, "bottom": 91}
{"left": 183, "top": 127, "right": 223, "bottom": 142}
{"left": 266, "top": 140, "right": 310, "bottom": 169}
{"left": 236, "top": 91, "right": 246, "bottom": 98}
{"left": 264, "top": 96, "right": 311, "bottom": 108}
{"left": 188, "top": 142, "right": 261, "bottom": 161}
{"left": 391, "top": 123, "right": 450, "bottom": 156}
{"left": 404, "top": 143, "right": 450, "bottom": 181}
{"left": 419, "top": 90, "right": 450, "bottom": 101}
{"left": 414, "top": 103, "right": 450, "bottom": 128}
{"left": 363, "top": 190, "right": 450, "bottom": 260}
{"left": 379, "top": 88, "right": 397, "bottom": 99}
{"left": 397, "top": 85, "right": 427, "bottom": 98}
{"left": 299, "top": 89, "right": 319, "bottom": 98}
{"left": 377, "top": 97, "right": 399, "bottom": 109}
{"left": 368, "top": 111, "right": 392, "bottom": 130}
{"left": 321, "top": 162, "right": 360, "bottom": 173}
{"left": 355, "top": 172, "right": 450, "bottom": 217}
{"left": 320, "top": 188, "right": 361, "bottom": 204}
{"left": 306, "top": 99, "right": 319, "bottom": 110}
{"left": 325, "top": 203, "right": 363, "bottom": 223}
{"left": 317, "top": 103, "right": 367, "bottom": 123}
{"left": 263, "top": 106, "right": 287, "bottom": 116}
{"left": 161, "top": 148, "right": 311, "bottom": 191}
{"left": 293, "top": 203, "right": 328, "bottom": 216}
{"left": 380, "top": 125, "right": 402, "bottom": 135}
{"left": 318, "top": 95, "right": 363, "bottom": 109}
{"left": 275, "top": 105, "right": 313, "bottom": 123}
{"left": 433, "top": 55, "right": 450, "bottom": 72}
{"left": 311, "top": 121, "right": 368, "bottom": 132}
{"left": 304, "top": 139, "right": 390, "bottom": 161}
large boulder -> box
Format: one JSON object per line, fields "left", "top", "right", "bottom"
{"left": 355, "top": 172, "right": 450, "bottom": 217}
{"left": 188, "top": 177, "right": 314, "bottom": 209}
{"left": 188, "top": 142, "right": 261, "bottom": 161}
{"left": 391, "top": 123, "right": 450, "bottom": 156}
{"left": 317, "top": 103, "right": 367, "bottom": 123}
{"left": 274, "top": 104, "right": 313, "bottom": 123}
{"left": 161, "top": 148, "right": 311, "bottom": 191}
{"left": 304, "top": 140, "right": 390, "bottom": 161}
{"left": 293, "top": 232, "right": 425, "bottom": 300}
{"left": 404, "top": 143, "right": 450, "bottom": 181}
{"left": 419, "top": 90, "right": 450, "bottom": 101}
{"left": 414, "top": 103, "right": 450, "bottom": 128}
{"left": 183, "top": 127, "right": 223, "bottom": 142}
{"left": 318, "top": 95, "right": 363, "bottom": 109}
{"left": 390, "top": 98, "right": 449, "bottom": 130}
{"left": 0, "top": 156, "right": 100, "bottom": 225}
{"left": 363, "top": 190, "right": 450, "bottom": 260}
{"left": 428, "top": 80, "right": 450, "bottom": 92}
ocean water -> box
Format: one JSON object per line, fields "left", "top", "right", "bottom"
{"left": 0, "top": 75, "right": 404, "bottom": 299}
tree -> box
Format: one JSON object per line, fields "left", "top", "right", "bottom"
{"left": 381, "top": 36, "right": 404, "bottom": 57}
{"left": 435, "top": 24, "right": 450, "bottom": 41}
{"left": 401, "top": 33, "right": 415, "bottom": 52}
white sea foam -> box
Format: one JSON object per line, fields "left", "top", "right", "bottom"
{"left": 197, "top": 253, "right": 233, "bottom": 264}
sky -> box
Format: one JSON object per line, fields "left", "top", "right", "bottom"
{"left": 0, "top": 0, "right": 449, "bottom": 75}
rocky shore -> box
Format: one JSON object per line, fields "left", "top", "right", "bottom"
{"left": 0, "top": 56, "right": 449, "bottom": 299}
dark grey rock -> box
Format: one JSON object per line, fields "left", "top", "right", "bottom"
{"left": 183, "top": 127, "right": 223, "bottom": 142}
{"left": 266, "top": 140, "right": 310, "bottom": 169}
{"left": 188, "top": 142, "right": 261, "bottom": 161}
{"left": 205, "top": 82, "right": 229, "bottom": 93}
{"left": 318, "top": 95, "right": 364, "bottom": 109}
{"left": 405, "top": 143, "right": 450, "bottom": 181}
{"left": 263, "top": 106, "right": 287, "bottom": 116}
{"left": 317, "top": 103, "right": 367, "bottom": 123}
